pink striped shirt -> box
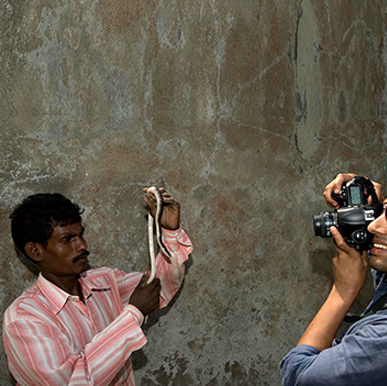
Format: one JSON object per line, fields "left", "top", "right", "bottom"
{"left": 3, "top": 227, "right": 192, "bottom": 386}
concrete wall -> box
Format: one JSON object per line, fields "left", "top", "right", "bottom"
{"left": 1, "top": 1, "right": 387, "bottom": 385}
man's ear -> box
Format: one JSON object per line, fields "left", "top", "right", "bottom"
{"left": 24, "top": 242, "right": 44, "bottom": 263}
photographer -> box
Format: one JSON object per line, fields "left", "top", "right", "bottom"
{"left": 280, "top": 173, "right": 387, "bottom": 386}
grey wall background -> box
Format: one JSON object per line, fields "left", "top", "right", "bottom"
{"left": 1, "top": 0, "right": 387, "bottom": 385}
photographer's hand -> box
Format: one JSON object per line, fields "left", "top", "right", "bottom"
{"left": 330, "top": 226, "right": 368, "bottom": 300}
{"left": 324, "top": 173, "right": 356, "bottom": 208}
{"left": 324, "top": 173, "right": 383, "bottom": 208}
{"left": 297, "top": 226, "right": 368, "bottom": 351}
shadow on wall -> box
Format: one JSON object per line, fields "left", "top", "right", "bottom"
{"left": 132, "top": 257, "right": 194, "bottom": 371}
{"left": 15, "top": 249, "right": 40, "bottom": 277}
{"left": 9, "top": 373, "right": 16, "bottom": 385}
{"left": 309, "top": 248, "right": 333, "bottom": 279}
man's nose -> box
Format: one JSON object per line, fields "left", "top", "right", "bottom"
{"left": 75, "top": 236, "right": 88, "bottom": 251}
{"left": 368, "top": 213, "right": 387, "bottom": 235}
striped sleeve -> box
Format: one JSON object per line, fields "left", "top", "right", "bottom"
{"left": 114, "top": 227, "right": 192, "bottom": 309}
{"left": 156, "top": 227, "right": 193, "bottom": 307}
{"left": 3, "top": 305, "right": 146, "bottom": 386}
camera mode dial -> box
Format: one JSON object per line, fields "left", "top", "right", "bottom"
{"left": 352, "top": 230, "right": 367, "bottom": 243}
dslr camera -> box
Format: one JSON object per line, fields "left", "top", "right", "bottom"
{"left": 313, "top": 176, "right": 382, "bottom": 251}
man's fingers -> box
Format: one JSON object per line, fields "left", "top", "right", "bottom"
{"left": 142, "top": 272, "right": 151, "bottom": 285}
{"left": 330, "top": 226, "right": 365, "bottom": 259}
{"left": 144, "top": 196, "right": 155, "bottom": 208}
{"left": 367, "top": 181, "right": 383, "bottom": 204}
{"left": 163, "top": 197, "right": 178, "bottom": 206}
{"left": 323, "top": 184, "right": 341, "bottom": 208}
{"left": 143, "top": 186, "right": 178, "bottom": 205}
{"left": 360, "top": 250, "right": 368, "bottom": 267}
{"left": 330, "top": 226, "right": 351, "bottom": 252}
{"left": 323, "top": 173, "right": 356, "bottom": 208}
{"left": 150, "top": 278, "right": 161, "bottom": 292}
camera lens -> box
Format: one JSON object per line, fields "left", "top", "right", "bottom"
{"left": 313, "top": 214, "right": 323, "bottom": 236}
{"left": 313, "top": 211, "right": 334, "bottom": 237}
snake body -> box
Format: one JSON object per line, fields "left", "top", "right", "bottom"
{"left": 146, "top": 186, "right": 171, "bottom": 285}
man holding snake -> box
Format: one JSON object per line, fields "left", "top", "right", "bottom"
{"left": 280, "top": 173, "right": 387, "bottom": 386}
{"left": 2, "top": 187, "right": 192, "bottom": 386}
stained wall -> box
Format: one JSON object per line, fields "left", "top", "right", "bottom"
{"left": 1, "top": 1, "right": 387, "bottom": 385}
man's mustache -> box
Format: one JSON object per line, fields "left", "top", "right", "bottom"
{"left": 73, "top": 250, "right": 90, "bottom": 263}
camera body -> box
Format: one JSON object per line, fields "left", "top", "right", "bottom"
{"left": 313, "top": 177, "right": 381, "bottom": 251}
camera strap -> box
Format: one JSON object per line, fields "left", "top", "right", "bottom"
{"left": 354, "top": 176, "right": 382, "bottom": 212}
{"left": 344, "top": 292, "right": 387, "bottom": 323}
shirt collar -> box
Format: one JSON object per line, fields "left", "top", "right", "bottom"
{"left": 37, "top": 273, "right": 72, "bottom": 314}
{"left": 37, "top": 271, "right": 111, "bottom": 314}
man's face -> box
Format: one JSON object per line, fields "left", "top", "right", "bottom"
{"left": 38, "top": 222, "right": 89, "bottom": 279}
{"left": 367, "top": 201, "right": 387, "bottom": 272}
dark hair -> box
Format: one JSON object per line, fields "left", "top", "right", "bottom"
{"left": 10, "top": 193, "right": 84, "bottom": 259}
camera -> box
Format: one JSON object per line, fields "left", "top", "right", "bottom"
{"left": 313, "top": 176, "right": 382, "bottom": 251}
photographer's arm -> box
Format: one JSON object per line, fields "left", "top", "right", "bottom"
{"left": 324, "top": 173, "right": 383, "bottom": 208}
{"left": 280, "top": 228, "right": 369, "bottom": 386}
{"left": 297, "top": 226, "right": 368, "bottom": 350}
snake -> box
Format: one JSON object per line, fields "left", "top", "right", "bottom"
{"left": 146, "top": 186, "right": 171, "bottom": 285}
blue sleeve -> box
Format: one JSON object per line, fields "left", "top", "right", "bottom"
{"left": 280, "top": 317, "right": 387, "bottom": 386}
{"left": 280, "top": 345, "right": 320, "bottom": 386}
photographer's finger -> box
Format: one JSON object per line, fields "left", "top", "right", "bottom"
{"left": 323, "top": 187, "right": 339, "bottom": 208}
{"left": 335, "top": 173, "right": 356, "bottom": 188}
{"left": 374, "top": 182, "right": 383, "bottom": 201}
{"left": 360, "top": 250, "right": 369, "bottom": 267}
{"left": 324, "top": 173, "right": 356, "bottom": 208}
{"left": 331, "top": 176, "right": 344, "bottom": 194}
{"left": 323, "top": 182, "right": 341, "bottom": 208}
{"left": 369, "top": 181, "right": 384, "bottom": 204}
{"left": 330, "top": 226, "right": 351, "bottom": 252}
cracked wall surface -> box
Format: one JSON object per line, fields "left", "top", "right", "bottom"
{"left": 1, "top": 1, "right": 387, "bottom": 385}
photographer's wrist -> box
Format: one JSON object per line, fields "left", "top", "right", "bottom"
{"left": 331, "top": 283, "right": 360, "bottom": 305}
{"left": 297, "top": 286, "right": 355, "bottom": 350}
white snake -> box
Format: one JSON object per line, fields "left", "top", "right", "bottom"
{"left": 144, "top": 187, "right": 171, "bottom": 323}
{"left": 146, "top": 186, "right": 171, "bottom": 284}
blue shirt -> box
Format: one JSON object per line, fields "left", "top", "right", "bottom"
{"left": 280, "top": 270, "right": 387, "bottom": 386}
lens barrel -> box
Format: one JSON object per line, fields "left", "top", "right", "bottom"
{"left": 313, "top": 211, "right": 335, "bottom": 238}
{"left": 313, "top": 214, "right": 323, "bottom": 236}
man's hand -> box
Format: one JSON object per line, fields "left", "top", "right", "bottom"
{"left": 323, "top": 173, "right": 383, "bottom": 209}
{"left": 144, "top": 187, "right": 180, "bottom": 230}
{"left": 129, "top": 273, "right": 161, "bottom": 316}
{"left": 297, "top": 227, "right": 369, "bottom": 351}
{"left": 330, "top": 226, "right": 368, "bottom": 301}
